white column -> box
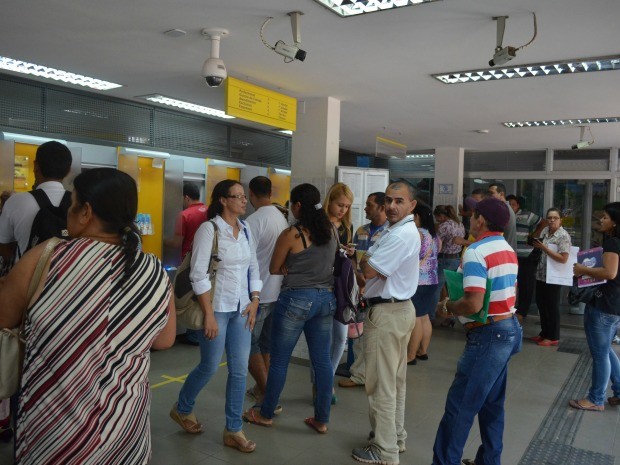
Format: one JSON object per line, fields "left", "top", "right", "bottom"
{"left": 291, "top": 97, "right": 340, "bottom": 199}
{"left": 432, "top": 147, "right": 464, "bottom": 210}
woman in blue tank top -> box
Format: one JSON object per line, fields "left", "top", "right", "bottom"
{"left": 243, "top": 184, "right": 337, "bottom": 434}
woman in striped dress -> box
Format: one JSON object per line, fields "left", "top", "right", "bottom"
{"left": 0, "top": 168, "right": 175, "bottom": 465}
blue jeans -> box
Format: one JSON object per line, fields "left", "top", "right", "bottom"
{"left": 584, "top": 305, "right": 620, "bottom": 406}
{"left": 431, "top": 257, "right": 461, "bottom": 320}
{"left": 261, "top": 288, "right": 336, "bottom": 424}
{"left": 432, "top": 316, "right": 522, "bottom": 465}
{"left": 250, "top": 302, "right": 275, "bottom": 355}
{"left": 177, "top": 310, "right": 251, "bottom": 432}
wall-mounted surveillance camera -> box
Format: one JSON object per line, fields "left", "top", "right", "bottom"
{"left": 488, "top": 14, "right": 536, "bottom": 67}
{"left": 571, "top": 126, "right": 594, "bottom": 150}
{"left": 202, "top": 58, "right": 227, "bottom": 87}
{"left": 274, "top": 41, "right": 307, "bottom": 62}
{"left": 260, "top": 12, "right": 307, "bottom": 63}
{"left": 489, "top": 46, "right": 516, "bottom": 67}
{"left": 571, "top": 140, "right": 594, "bottom": 150}
{"left": 201, "top": 28, "right": 229, "bottom": 87}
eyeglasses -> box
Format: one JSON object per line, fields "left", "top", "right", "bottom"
{"left": 226, "top": 194, "right": 247, "bottom": 200}
{"left": 546, "top": 216, "right": 561, "bottom": 221}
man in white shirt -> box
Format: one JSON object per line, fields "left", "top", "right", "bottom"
{"left": 352, "top": 181, "right": 420, "bottom": 465}
{"left": 0, "top": 141, "right": 72, "bottom": 262}
{"left": 245, "top": 176, "right": 288, "bottom": 404}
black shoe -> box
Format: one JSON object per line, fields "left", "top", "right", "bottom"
{"left": 407, "top": 359, "right": 417, "bottom": 365}
{"left": 176, "top": 333, "right": 199, "bottom": 346}
{"left": 417, "top": 353, "right": 429, "bottom": 361}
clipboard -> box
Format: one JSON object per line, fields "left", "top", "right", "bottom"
{"left": 443, "top": 269, "right": 492, "bottom": 323}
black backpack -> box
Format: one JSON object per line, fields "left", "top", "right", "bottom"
{"left": 25, "top": 189, "right": 72, "bottom": 253}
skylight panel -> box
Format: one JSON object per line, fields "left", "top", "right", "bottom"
{"left": 502, "top": 117, "right": 620, "bottom": 128}
{"left": 313, "top": 0, "right": 440, "bottom": 17}
{"left": 138, "top": 94, "right": 235, "bottom": 120}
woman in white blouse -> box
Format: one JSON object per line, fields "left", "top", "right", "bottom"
{"left": 170, "top": 179, "right": 262, "bottom": 453}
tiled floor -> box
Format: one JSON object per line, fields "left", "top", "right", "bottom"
{"left": 3, "top": 316, "right": 619, "bottom": 465}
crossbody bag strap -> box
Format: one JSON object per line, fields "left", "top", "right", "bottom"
{"left": 20, "top": 237, "right": 62, "bottom": 337}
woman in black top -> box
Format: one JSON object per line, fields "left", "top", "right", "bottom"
{"left": 570, "top": 202, "right": 620, "bottom": 411}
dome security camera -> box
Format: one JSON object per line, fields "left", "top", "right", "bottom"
{"left": 202, "top": 57, "right": 227, "bottom": 87}
{"left": 201, "top": 28, "right": 229, "bottom": 87}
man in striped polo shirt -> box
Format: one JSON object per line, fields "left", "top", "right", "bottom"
{"left": 432, "top": 197, "right": 521, "bottom": 465}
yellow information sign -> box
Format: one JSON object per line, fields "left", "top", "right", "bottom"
{"left": 225, "top": 77, "right": 297, "bottom": 131}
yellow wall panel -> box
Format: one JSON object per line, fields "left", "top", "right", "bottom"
{"left": 137, "top": 157, "right": 164, "bottom": 258}
{"left": 14, "top": 143, "right": 37, "bottom": 192}
{"left": 269, "top": 172, "right": 290, "bottom": 207}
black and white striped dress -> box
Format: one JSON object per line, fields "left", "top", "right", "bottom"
{"left": 16, "top": 238, "right": 171, "bottom": 465}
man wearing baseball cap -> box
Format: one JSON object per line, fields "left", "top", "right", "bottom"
{"left": 431, "top": 197, "right": 521, "bottom": 465}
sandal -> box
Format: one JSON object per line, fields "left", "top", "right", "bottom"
{"left": 304, "top": 417, "right": 328, "bottom": 434}
{"left": 242, "top": 407, "right": 272, "bottom": 427}
{"left": 608, "top": 396, "right": 620, "bottom": 406}
{"left": 568, "top": 399, "right": 604, "bottom": 411}
{"left": 223, "top": 429, "right": 256, "bottom": 453}
{"left": 169, "top": 403, "right": 203, "bottom": 433}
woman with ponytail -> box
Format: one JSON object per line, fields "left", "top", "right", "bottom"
{"left": 171, "top": 179, "right": 262, "bottom": 453}
{"left": 0, "top": 168, "right": 174, "bottom": 465}
{"left": 243, "top": 183, "right": 337, "bottom": 434}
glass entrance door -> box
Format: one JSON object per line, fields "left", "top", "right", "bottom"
{"left": 553, "top": 180, "right": 609, "bottom": 249}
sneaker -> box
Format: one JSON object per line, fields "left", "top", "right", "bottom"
{"left": 462, "top": 460, "right": 476, "bottom": 465}
{"left": 352, "top": 445, "right": 398, "bottom": 465}
{"left": 367, "top": 432, "right": 405, "bottom": 453}
{"left": 613, "top": 335, "right": 620, "bottom": 345}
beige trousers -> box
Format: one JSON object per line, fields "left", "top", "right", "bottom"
{"left": 363, "top": 300, "right": 416, "bottom": 463}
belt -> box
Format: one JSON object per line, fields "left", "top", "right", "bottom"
{"left": 438, "top": 253, "right": 460, "bottom": 259}
{"left": 365, "top": 297, "right": 409, "bottom": 306}
{"left": 463, "top": 313, "right": 515, "bottom": 331}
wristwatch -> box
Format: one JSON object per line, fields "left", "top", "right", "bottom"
{"left": 251, "top": 295, "right": 260, "bottom": 302}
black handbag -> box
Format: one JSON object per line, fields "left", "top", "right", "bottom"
{"left": 567, "top": 277, "right": 603, "bottom": 306}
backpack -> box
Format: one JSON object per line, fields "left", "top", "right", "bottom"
{"left": 332, "top": 229, "right": 361, "bottom": 329}
{"left": 173, "top": 220, "right": 220, "bottom": 330}
{"left": 26, "top": 190, "right": 72, "bottom": 253}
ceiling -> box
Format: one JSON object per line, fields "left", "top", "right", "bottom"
{"left": 1, "top": 0, "right": 619, "bottom": 155}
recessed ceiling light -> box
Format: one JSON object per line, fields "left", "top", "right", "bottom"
{"left": 432, "top": 55, "right": 620, "bottom": 84}
{"left": 313, "top": 0, "right": 440, "bottom": 18}
{"left": 163, "top": 29, "right": 187, "bottom": 38}
{"left": 502, "top": 117, "right": 620, "bottom": 128}
{"left": 0, "top": 56, "right": 122, "bottom": 90}
{"left": 405, "top": 154, "right": 434, "bottom": 159}
{"left": 475, "top": 129, "right": 490, "bottom": 134}
{"left": 138, "top": 94, "right": 235, "bottom": 119}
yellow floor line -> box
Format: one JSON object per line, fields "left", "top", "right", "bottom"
{"left": 151, "top": 361, "right": 227, "bottom": 389}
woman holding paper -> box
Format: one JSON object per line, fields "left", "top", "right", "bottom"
{"left": 531, "top": 207, "right": 572, "bottom": 346}
{"left": 569, "top": 202, "right": 620, "bottom": 411}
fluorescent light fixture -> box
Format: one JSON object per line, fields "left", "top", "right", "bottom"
{"left": 208, "top": 159, "right": 246, "bottom": 168}
{"left": 2, "top": 132, "right": 67, "bottom": 144}
{"left": 138, "top": 94, "right": 234, "bottom": 120}
{"left": 274, "top": 168, "right": 291, "bottom": 175}
{"left": 121, "top": 147, "right": 170, "bottom": 159}
{"left": 503, "top": 117, "right": 620, "bottom": 128}
{"left": 183, "top": 174, "right": 206, "bottom": 182}
{"left": 432, "top": 55, "right": 620, "bottom": 84}
{"left": 313, "top": 0, "right": 440, "bottom": 18}
{"left": 0, "top": 56, "right": 122, "bottom": 90}
{"left": 278, "top": 130, "right": 293, "bottom": 135}
{"left": 405, "top": 154, "right": 434, "bottom": 159}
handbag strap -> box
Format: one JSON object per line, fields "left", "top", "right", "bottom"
{"left": 19, "top": 237, "right": 62, "bottom": 334}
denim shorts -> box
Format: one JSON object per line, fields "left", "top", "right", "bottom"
{"left": 412, "top": 284, "right": 440, "bottom": 317}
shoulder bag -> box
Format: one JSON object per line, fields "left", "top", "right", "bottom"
{"left": 173, "top": 220, "right": 219, "bottom": 330}
{"left": 0, "top": 237, "right": 61, "bottom": 399}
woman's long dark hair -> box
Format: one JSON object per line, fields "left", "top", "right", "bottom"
{"left": 434, "top": 204, "right": 460, "bottom": 223}
{"left": 603, "top": 202, "right": 620, "bottom": 239}
{"left": 72, "top": 168, "right": 140, "bottom": 280}
{"left": 414, "top": 202, "right": 437, "bottom": 237}
{"left": 290, "top": 184, "right": 332, "bottom": 246}
{"left": 207, "top": 179, "right": 242, "bottom": 220}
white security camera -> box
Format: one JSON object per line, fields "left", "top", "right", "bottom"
{"left": 571, "top": 140, "right": 593, "bottom": 150}
{"left": 201, "top": 28, "right": 229, "bottom": 87}
{"left": 202, "top": 58, "right": 227, "bottom": 87}
{"left": 274, "top": 41, "right": 307, "bottom": 62}
{"left": 489, "top": 46, "right": 516, "bottom": 67}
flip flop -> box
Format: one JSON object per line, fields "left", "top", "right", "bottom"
{"left": 304, "top": 417, "right": 328, "bottom": 434}
{"left": 569, "top": 399, "right": 604, "bottom": 411}
{"left": 242, "top": 407, "right": 273, "bottom": 427}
